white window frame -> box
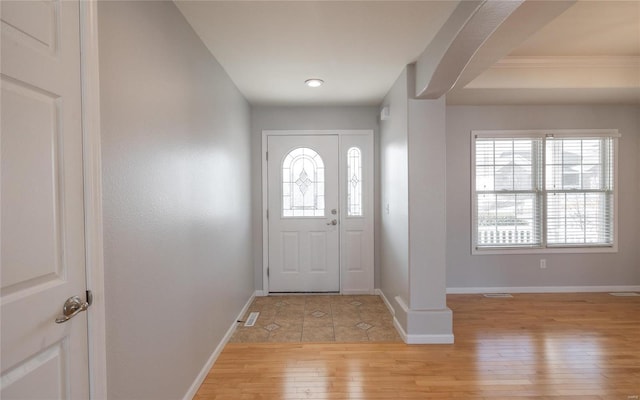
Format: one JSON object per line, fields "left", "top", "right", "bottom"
{"left": 471, "top": 129, "right": 620, "bottom": 255}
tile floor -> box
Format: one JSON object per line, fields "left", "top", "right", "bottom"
{"left": 229, "top": 295, "right": 401, "bottom": 343}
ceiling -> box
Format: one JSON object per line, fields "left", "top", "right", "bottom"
{"left": 176, "top": 1, "right": 640, "bottom": 106}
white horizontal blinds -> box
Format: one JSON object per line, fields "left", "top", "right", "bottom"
{"left": 475, "top": 137, "right": 543, "bottom": 248}
{"left": 545, "top": 137, "right": 615, "bottom": 246}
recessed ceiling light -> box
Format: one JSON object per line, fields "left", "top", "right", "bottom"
{"left": 305, "top": 78, "right": 324, "bottom": 88}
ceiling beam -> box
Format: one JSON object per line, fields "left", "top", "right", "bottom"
{"left": 453, "top": 0, "right": 576, "bottom": 90}
{"left": 414, "top": 0, "right": 524, "bottom": 99}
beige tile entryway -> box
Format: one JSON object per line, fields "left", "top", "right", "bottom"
{"left": 229, "top": 295, "right": 401, "bottom": 343}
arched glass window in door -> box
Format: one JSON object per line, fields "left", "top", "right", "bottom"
{"left": 347, "top": 147, "right": 363, "bottom": 216}
{"left": 282, "top": 147, "right": 325, "bottom": 217}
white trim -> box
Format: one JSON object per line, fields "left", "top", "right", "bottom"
{"left": 377, "top": 290, "right": 454, "bottom": 344}
{"left": 446, "top": 285, "right": 640, "bottom": 294}
{"left": 261, "top": 133, "right": 269, "bottom": 294}
{"left": 254, "top": 290, "right": 266, "bottom": 297}
{"left": 473, "top": 129, "right": 621, "bottom": 139}
{"left": 182, "top": 291, "right": 257, "bottom": 400}
{"left": 473, "top": 246, "right": 618, "bottom": 255}
{"left": 375, "top": 289, "right": 395, "bottom": 316}
{"left": 79, "top": 2, "right": 107, "bottom": 399}
{"left": 390, "top": 315, "right": 454, "bottom": 344}
{"left": 342, "top": 290, "right": 374, "bottom": 295}
{"left": 493, "top": 56, "right": 640, "bottom": 69}
{"left": 264, "top": 129, "right": 373, "bottom": 137}
{"left": 261, "top": 130, "right": 375, "bottom": 295}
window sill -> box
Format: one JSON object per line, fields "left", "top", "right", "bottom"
{"left": 472, "top": 245, "right": 618, "bottom": 255}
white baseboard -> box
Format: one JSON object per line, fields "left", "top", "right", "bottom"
{"left": 447, "top": 285, "right": 640, "bottom": 294}
{"left": 342, "top": 289, "right": 375, "bottom": 295}
{"left": 375, "top": 288, "right": 395, "bottom": 316}
{"left": 182, "top": 290, "right": 257, "bottom": 400}
{"left": 391, "top": 316, "right": 454, "bottom": 344}
{"left": 254, "top": 290, "right": 266, "bottom": 297}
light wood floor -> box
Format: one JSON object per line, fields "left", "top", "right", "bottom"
{"left": 195, "top": 293, "right": 640, "bottom": 399}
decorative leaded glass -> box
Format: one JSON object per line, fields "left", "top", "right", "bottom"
{"left": 282, "top": 147, "right": 325, "bottom": 217}
{"left": 347, "top": 147, "right": 362, "bottom": 216}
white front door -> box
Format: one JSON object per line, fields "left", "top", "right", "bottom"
{"left": 1, "top": 1, "right": 90, "bottom": 398}
{"left": 267, "top": 135, "right": 340, "bottom": 292}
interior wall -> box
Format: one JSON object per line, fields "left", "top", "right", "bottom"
{"left": 250, "top": 106, "right": 380, "bottom": 291}
{"left": 99, "top": 2, "right": 253, "bottom": 399}
{"left": 379, "top": 69, "right": 410, "bottom": 315}
{"left": 446, "top": 105, "right": 640, "bottom": 289}
{"left": 407, "top": 97, "right": 447, "bottom": 310}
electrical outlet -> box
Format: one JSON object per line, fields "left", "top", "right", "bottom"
{"left": 540, "top": 259, "right": 547, "bottom": 269}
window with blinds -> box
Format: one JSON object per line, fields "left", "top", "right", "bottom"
{"left": 472, "top": 130, "right": 619, "bottom": 252}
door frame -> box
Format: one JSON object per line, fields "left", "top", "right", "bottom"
{"left": 261, "top": 130, "right": 374, "bottom": 295}
{"left": 79, "top": 1, "right": 108, "bottom": 399}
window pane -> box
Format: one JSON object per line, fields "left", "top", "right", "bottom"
{"left": 494, "top": 141, "right": 512, "bottom": 165}
{"left": 476, "top": 193, "right": 539, "bottom": 247}
{"left": 347, "top": 147, "right": 362, "bottom": 216}
{"left": 475, "top": 141, "right": 494, "bottom": 165}
{"left": 476, "top": 138, "right": 536, "bottom": 192}
{"left": 546, "top": 138, "right": 609, "bottom": 191}
{"left": 476, "top": 166, "right": 495, "bottom": 191}
{"left": 547, "top": 192, "right": 613, "bottom": 246}
{"left": 495, "top": 165, "right": 514, "bottom": 191}
{"left": 282, "top": 147, "right": 325, "bottom": 217}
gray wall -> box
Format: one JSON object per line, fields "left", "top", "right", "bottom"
{"left": 446, "top": 105, "right": 640, "bottom": 288}
{"left": 250, "top": 106, "right": 380, "bottom": 290}
{"left": 407, "top": 97, "right": 447, "bottom": 310}
{"left": 379, "top": 69, "right": 410, "bottom": 313}
{"left": 99, "top": 2, "right": 253, "bottom": 399}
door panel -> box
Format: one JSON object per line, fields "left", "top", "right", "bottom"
{"left": 1, "top": 1, "right": 90, "bottom": 398}
{"left": 268, "top": 135, "right": 339, "bottom": 292}
{"left": 309, "top": 232, "right": 327, "bottom": 272}
{"left": 1, "top": 79, "right": 62, "bottom": 291}
{"left": 345, "top": 231, "right": 363, "bottom": 272}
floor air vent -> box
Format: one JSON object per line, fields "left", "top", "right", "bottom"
{"left": 483, "top": 293, "right": 513, "bottom": 298}
{"left": 608, "top": 292, "right": 640, "bottom": 297}
{"left": 244, "top": 312, "right": 260, "bottom": 327}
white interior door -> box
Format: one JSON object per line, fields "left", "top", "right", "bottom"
{"left": 1, "top": 1, "right": 90, "bottom": 398}
{"left": 267, "top": 135, "right": 340, "bottom": 292}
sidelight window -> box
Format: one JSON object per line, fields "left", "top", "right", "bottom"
{"left": 347, "top": 147, "right": 363, "bottom": 216}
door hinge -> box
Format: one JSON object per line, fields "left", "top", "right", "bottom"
{"left": 266, "top": 151, "right": 268, "bottom": 161}
{"left": 86, "top": 290, "right": 93, "bottom": 306}
{"left": 266, "top": 209, "right": 269, "bottom": 219}
{"left": 267, "top": 267, "right": 269, "bottom": 277}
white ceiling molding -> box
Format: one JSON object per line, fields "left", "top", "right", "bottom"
{"left": 491, "top": 56, "right": 640, "bottom": 70}
{"left": 466, "top": 56, "right": 640, "bottom": 89}
{"left": 414, "top": 0, "right": 524, "bottom": 99}
{"left": 446, "top": 87, "right": 640, "bottom": 105}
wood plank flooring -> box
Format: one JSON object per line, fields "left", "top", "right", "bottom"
{"left": 195, "top": 293, "right": 640, "bottom": 399}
